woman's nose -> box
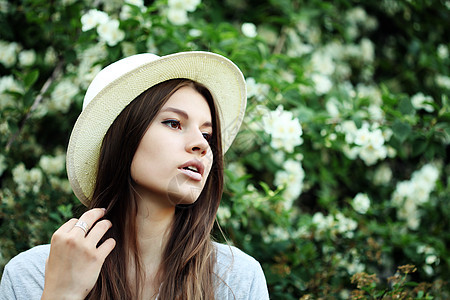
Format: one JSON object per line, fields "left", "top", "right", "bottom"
{"left": 186, "top": 130, "right": 209, "bottom": 156}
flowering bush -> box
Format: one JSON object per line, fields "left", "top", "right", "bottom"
{"left": 0, "top": 0, "right": 449, "bottom": 298}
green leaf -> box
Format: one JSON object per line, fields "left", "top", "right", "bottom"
{"left": 412, "top": 138, "right": 428, "bottom": 157}
{"left": 392, "top": 120, "right": 412, "bottom": 142}
{"left": 23, "top": 89, "right": 35, "bottom": 108}
{"left": 23, "top": 69, "right": 39, "bottom": 88}
{"left": 398, "top": 98, "right": 415, "bottom": 115}
{"left": 404, "top": 281, "right": 419, "bottom": 287}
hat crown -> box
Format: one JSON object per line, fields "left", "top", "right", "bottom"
{"left": 83, "top": 53, "right": 160, "bottom": 110}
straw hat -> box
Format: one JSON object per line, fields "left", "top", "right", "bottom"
{"left": 66, "top": 51, "right": 247, "bottom": 205}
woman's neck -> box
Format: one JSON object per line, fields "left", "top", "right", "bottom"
{"left": 127, "top": 193, "right": 176, "bottom": 299}
{"left": 135, "top": 200, "right": 175, "bottom": 265}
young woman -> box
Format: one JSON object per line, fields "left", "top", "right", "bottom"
{"left": 0, "top": 52, "right": 269, "bottom": 299}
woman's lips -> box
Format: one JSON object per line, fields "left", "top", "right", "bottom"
{"left": 178, "top": 159, "right": 204, "bottom": 181}
{"left": 178, "top": 167, "right": 202, "bottom": 181}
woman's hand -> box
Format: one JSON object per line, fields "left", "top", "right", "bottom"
{"left": 41, "top": 208, "right": 116, "bottom": 300}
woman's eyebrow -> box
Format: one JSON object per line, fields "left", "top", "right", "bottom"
{"left": 161, "top": 107, "right": 189, "bottom": 119}
{"left": 161, "top": 107, "right": 212, "bottom": 128}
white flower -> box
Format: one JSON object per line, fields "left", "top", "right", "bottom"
{"left": 437, "top": 44, "right": 448, "bottom": 60}
{"left": 146, "top": 37, "right": 158, "bottom": 54}
{"left": 346, "top": 7, "right": 367, "bottom": 24}
{"left": 411, "top": 92, "right": 434, "bottom": 112}
{"left": 39, "top": 154, "right": 65, "bottom": 175}
{"left": 76, "top": 43, "right": 107, "bottom": 88}
{"left": 425, "top": 255, "right": 438, "bottom": 265}
{"left": 311, "top": 51, "right": 335, "bottom": 75}
{"left": 373, "top": 164, "right": 392, "bottom": 185}
{"left": 246, "top": 77, "right": 269, "bottom": 101}
{"left": 0, "top": 75, "right": 23, "bottom": 109}
{"left": 49, "top": 79, "right": 79, "bottom": 113}
{"left": 312, "top": 212, "right": 335, "bottom": 238}
{"left": 356, "top": 84, "right": 382, "bottom": 105}
{"left": 0, "top": 154, "right": 6, "bottom": 176}
{"left": 0, "top": 121, "right": 8, "bottom": 135}
{"left": 342, "top": 145, "right": 359, "bottom": 160}
{"left": 360, "top": 38, "right": 374, "bottom": 62}
{"left": 423, "top": 265, "right": 434, "bottom": 276}
{"left": 125, "top": 0, "right": 144, "bottom": 7}
{"left": 352, "top": 193, "right": 370, "bottom": 214}
{"left": 120, "top": 0, "right": 146, "bottom": 20}
{"left": 287, "top": 33, "right": 314, "bottom": 56}
{"left": 121, "top": 42, "right": 136, "bottom": 57}
{"left": 274, "top": 159, "right": 305, "bottom": 208}
{"left": 392, "top": 163, "right": 440, "bottom": 229}
{"left": 268, "top": 225, "right": 289, "bottom": 242}
{"left": 188, "top": 29, "right": 202, "bottom": 37}
{"left": 120, "top": 5, "right": 133, "bottom": 20}
{"left": 368, "top": 104, "right": 383, "bottom": 120}
{"left": 217, "top": 206, "right": 231, "bottom": 221}
{"left": 226, "top": 162, "right": 246, "bottom": 178}
{"left": 262, "top": 105, "right": 303, "bottom": 153}
{"left": 61, "top": 0, "right": 77, "bottom": 5}
{"left": 246, "top": 77, "right": 258, "bottom": 98}
{"left": 168, "top": 0, "right": 185, "bottom": 9}
{"left": 169, "top": 0, "right": 200, "bottom": 12}
{"left": 44, "top": 47, "right": 57, "bottom": 65}
{"left": 182, "top": 0, "right": 201, "bottom": 12}
{"left": 336, "top": 213, "right": 358, "bottom": 238}
{"left": 97, "top": 19, "right": 125, "bottom": 46}
{"left": 353, "top": 124, "right": 371, "bottom": 146}
{"left": 0, "top": 41, "right": 19, "bottom": 67}
{"left": 12, "top": 163, "right": 43, "bottom": 196}
{"left": 359, "top": 143, "right": 387, "bottom": 166}
{"left": 396, "top": 181, "right": 414, "bottom": 198}
{"left": 18, "top": 49, "right": 36, "bottom": 67}
{"left": 311, "top": 73, "right": 332, "bottom": 95}
{"left": 241, "top": 22, "right": 257, "bottom": 38}
{"left": 326, "top": 98, "right": 340, "bottom": 117}
{"left": 167, "top": 8, "right": 188, "bottom": 25}
{"left": 0, "top": 75, "right": 23, "bottom": 94}
{"left": 81, "top": 9, "right": 109, "bottom": 32}
{"left": 339, "top": 120, "right": 357, "bottom": 138}
{"left": 383, "top": 127, "right": 393, "bottom": 141}
{"left": 0, "top": 1, "right": 9, "bottom": 13}
{"left": 344, "top": 122, "right": 388, "bottom": 166}
{"left": 436, "top": 74, "right": 450, "bottom": 89}
{"left": 415, "top": 164, "right": 439, "bottom": 186}
{"left": 78, "top": 43, "right": 108, "bottom": 67}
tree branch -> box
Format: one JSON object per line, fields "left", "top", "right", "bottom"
{"left": 6, "top": 59, "right": 65, "bottom": 151}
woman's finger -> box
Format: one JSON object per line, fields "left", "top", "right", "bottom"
{"left": 85, "top": 219, "right": 112, "bottom": 245}
{"left": 71, "top": 208, "right": 106, "bottom": 236}
{"left": 56, "top": 218, "right": 78, "bottom": 233}
{"left": 96, "top": 238, "right": 116, "bottom": 261}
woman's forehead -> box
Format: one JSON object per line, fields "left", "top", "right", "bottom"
{"left": 160, "top": 86, "right": 212, "bottom": 121}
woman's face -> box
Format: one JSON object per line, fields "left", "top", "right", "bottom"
{"left": 130, "top": 86, "right": 214, "bottom": 206}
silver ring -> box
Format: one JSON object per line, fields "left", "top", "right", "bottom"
{"left": 74, "top": 220, "right": 89, "bottom": 235}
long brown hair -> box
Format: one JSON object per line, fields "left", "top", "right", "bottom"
{"left": 86, "top": 79, "right": 224, "bottom": 299}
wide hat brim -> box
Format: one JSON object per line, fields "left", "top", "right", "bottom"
{"left": 66, "top": 51, "right": 247, "bottom": 206}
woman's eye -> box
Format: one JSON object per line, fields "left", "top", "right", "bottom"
{"left": 202, "top": 133, "right": 212, "bottom": 142}
{"left": 162, "top": 120, "right": 181, "bottom": 129}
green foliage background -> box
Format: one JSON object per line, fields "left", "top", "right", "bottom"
{"left": 1, "top": 0, "right": 449, "bottom": 298}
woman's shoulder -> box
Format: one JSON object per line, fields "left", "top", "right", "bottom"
{"left": 0, "top": 244, "right": 49, "bottom": 300}
{"left": 213, "top": 242, "right": 269, "bottom": 299}
{"left": 214, "top": 242, "right": 260, "bottom": 269}
{"left": 5, "top": 244, "right": 50, "bottom": 269}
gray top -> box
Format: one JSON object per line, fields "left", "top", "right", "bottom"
{"left": 0, "top": 243, "right": 269, "bottom": 300}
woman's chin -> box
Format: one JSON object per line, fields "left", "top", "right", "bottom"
{"left": 166, "top": 174, "right": 204, "bottom": 206}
